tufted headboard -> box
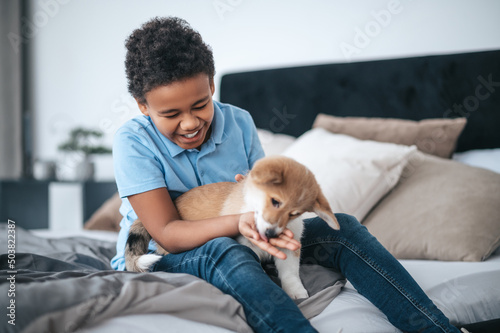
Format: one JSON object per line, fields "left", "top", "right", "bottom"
{"left": 219, "top": 49, "right": 500, "bottom": 152}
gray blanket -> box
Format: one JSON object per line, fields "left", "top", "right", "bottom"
{"left": 0, "top": 223, "right": 344, "bottom": 333}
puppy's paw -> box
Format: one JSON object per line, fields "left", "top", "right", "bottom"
{"left": 284, "top": 284, "right": 309, "bottom": 300}
{"left": 289, "top": 288, "right": 309, "bottom": 300}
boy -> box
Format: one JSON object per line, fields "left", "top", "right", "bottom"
{"left": 112, "top": 17, "right": 459, "bottom": 333}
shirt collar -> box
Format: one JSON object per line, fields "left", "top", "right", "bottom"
{"left": 156, "top": 101, "right": 227, "bottom": 158}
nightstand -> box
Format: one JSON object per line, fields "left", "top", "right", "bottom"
{"left": 0, "top": 180, "right": 117, "bottom": 230}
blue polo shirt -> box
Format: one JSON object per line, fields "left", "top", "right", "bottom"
{"left": 111, "top": 100, "right": 265, "bottom": 270}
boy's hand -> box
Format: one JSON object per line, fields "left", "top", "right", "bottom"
{"left": 234, "top": 174, "right": 245, "bottom": 182}
{"left": 238, "top": 212, "right": 301, "bottom": 260}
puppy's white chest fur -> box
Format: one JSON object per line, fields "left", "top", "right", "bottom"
{"left": 216, "top": 156, "right": 340, "bottom": 300}
{"left": 230, "top": 186, "right": 309, "bottom": 300}
{"left": 236, "top": 217, "right": 308, "bottom": 300}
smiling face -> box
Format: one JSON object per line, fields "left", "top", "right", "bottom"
{"left": 136, "top": 73, "right": 215, "bottom": 150}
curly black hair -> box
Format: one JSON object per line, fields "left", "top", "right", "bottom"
{"left": 125, "top": 17, "right": 215, "bottom": 104}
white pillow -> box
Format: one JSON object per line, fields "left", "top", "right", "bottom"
{"left": 282, "top": 128, "right": 417, "bottom": 221}
{"left": 257, "top": 129, "right": 296, "bottom": 156}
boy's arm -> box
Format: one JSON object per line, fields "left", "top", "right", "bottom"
{"left": 129, "top": 187, "right": 239, "bottom": 253}
{"left": 128, "top": 187, "right": 299, "bottom": 258}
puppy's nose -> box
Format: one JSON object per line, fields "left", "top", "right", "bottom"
{"left": 265, "top": 229, "right": 278, "bottom": 239}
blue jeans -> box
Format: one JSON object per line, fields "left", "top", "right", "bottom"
{"left": 151, "top": 214, "right": 459, "bottom": 333}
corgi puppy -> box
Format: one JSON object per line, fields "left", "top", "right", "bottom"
{"left": 125, "top": 156, "right": 340, "bottom": 299}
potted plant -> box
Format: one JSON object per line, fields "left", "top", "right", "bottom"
{"left": 58, "top": 127, "right": 112, "bottom": 181}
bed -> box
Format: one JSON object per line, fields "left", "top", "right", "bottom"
{"left": 2, "top": 49, "right": 500, "bottom": 333}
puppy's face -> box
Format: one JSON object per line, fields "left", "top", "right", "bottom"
{"left": 246, "top": 156, "right": 339, "bottom": 241}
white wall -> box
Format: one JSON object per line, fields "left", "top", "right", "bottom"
{"left": 27, "top": 0, "right": 500, "bottom": 179}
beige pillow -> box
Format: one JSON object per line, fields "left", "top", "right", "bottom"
{"left": 363, "top": 152, "right": 500, "bottom": 261}
{"left": 84, "top": 193, "right": 122, "bottom": 232}
{"left": 313, "top": 114, "right": 467, "bottom": 158}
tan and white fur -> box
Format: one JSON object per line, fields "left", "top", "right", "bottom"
{"left": 125, "top": 156, "right": 340, "bottom": 299}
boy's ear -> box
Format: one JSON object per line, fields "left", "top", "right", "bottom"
{"left": 209, "top": 77, "right": 215, "bottom": 96}
{"left": 135, "top": 98, "right": 149, "bottom": 116}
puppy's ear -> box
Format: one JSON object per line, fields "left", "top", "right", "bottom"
{"left": 313, "top": 190, "right": 340, "bottom": 230}
{"left": 251, "top": 169, "right": 283, "bottom": 185}
{"left": 250, "top": 161, "right": 283, "bottom": 185}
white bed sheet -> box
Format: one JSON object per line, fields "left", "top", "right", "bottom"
{"left": 452, "top": 148, "right": 500, "bottom": 174}
{"left": 313, "top": 250, "right": 500, "bottom": 332}
{"left": 32, "top": 229, "right": 500, "bottom": 333}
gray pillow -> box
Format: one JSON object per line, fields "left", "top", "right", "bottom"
{"left": 363, "top": 152, "right": 500, "bottom": 261}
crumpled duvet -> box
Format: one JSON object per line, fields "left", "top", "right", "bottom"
{"left": 0, "top": 223, "right": 344, "bottom": 333}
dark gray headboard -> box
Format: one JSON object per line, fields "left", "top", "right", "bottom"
{"left": 219, "top": 49, "right": 500, "bottom": 152}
